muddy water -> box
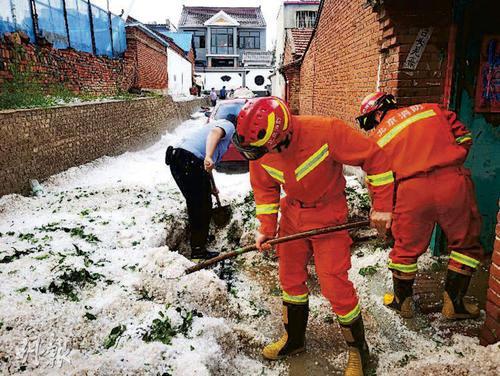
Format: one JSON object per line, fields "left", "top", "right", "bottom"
{"left": 240, "top": 256, "right": 350, "bottom": 375}
{"left": 237, "top": 242, "right": 491, "bottom": 375}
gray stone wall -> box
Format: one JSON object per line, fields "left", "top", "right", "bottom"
{"left": 0, "top": 97, "right": 208, "bottom": 196}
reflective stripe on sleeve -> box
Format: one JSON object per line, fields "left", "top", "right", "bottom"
{"left": 282, "top": 291, "right": 308, "bottom": 304}
{"left": 366, "top": 171, "right": 394, "bottom": 187}
{"left": 256, "top": 203, "right": 279, "bottom": 215}
{"left": 456, "top": 134, "right": 472, "bottom": 144}
{"left": 388, "top": 259, "right": 418, "bottom": 273}
{"left": 337, "top": 304, "right": 361, "bottom": 324}
{"left": 450, "top": 251, "right": 480, "bottom": 269}
{"left": 261, "top": 164, "right": 285, "bottom": 184}
{"left": 377, "top": 110, "right": 437, "bottom": 147}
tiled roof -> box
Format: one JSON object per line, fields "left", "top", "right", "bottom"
{"left": 179, "top": 6, "right": 266, "bottom": 28}
{"left": 288, "top": 28, "right": 314, "bottom": 58}
{"left": 158, "top": 31, "right": 193, "bottom": 53}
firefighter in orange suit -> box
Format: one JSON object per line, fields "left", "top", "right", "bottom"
{"left": 233, "top": 97, "right": 394, "bottom": 376}
{"left": 356, "top": 92, "right": 482, "bottom": 320}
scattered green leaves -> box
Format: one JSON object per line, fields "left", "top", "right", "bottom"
{"left": 142, "top": 307, "right": 202, "bottom": 345}
{"left": 104, "top": 325, "right": 127, "bottom": 349}
{"left": 359, "top": 264, "right": 380, "bottom": 277}
{"left": 45, "top": 268, "right": 103, "bottom": 301}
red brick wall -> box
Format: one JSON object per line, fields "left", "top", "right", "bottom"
{"left": 480, "top": 209, "right": 500, "bottom": 345}
{"left": 298, "top": 0, "right": 381, "bottom": 124}
{"left": 297, "top": 0, "right": 452, "bottom": 125}
{"left": 0, "top": 32, "right": 135, "bottom": 96}
{"left": 377, "top": 1, "right": 452, "bottom": 107}
{"left": 0, "top": 27, "right": 169, "bottom": 97}
{"left": 283, "top": 63, "right": 301, "bottom": 115}
{"left": 126, "top": 27, "right": 168, "bottom": 92}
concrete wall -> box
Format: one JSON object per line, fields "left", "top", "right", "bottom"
{"left": 167, "top": 48, "right": 193, "bottom": 96}
{"left": 0, "top": 97, "right": 207, "bottom": 196}
{"left": 282, "top": 3, "right": 320, "bottom": 29}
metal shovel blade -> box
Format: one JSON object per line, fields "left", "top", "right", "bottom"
{"left": 212, "top": 204, "right": 232, "bottom": 227}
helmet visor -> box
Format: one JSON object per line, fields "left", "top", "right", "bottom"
{"left": 232, "top": 133, "right": 268, "bottom": 160}
{"left": 356, "top": 112, "right": 378, "bottom": 131}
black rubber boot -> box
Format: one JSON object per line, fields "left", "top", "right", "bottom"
{"left": 262, "top": 301, "right": 308, "bottom": 360}
{"left": 340, "top": 316, "right": 370, "bottom": 376}
{"left": 190, "top": 247, "right": 219, "bottom": 260}
{"left": 383, "top": 276, "right": 414, "bottom": 318}
{"left": 442, "top": 269, "right": 480, "bottom": 320}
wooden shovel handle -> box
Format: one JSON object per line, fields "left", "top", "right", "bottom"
{"left": 185, "top": 219, "right": 370, "bottom": 274}
{"left": 208, "top": 173, "right": 222, "bottom": 207}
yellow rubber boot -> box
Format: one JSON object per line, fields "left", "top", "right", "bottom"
{"left": 442, "top": 270, "right": 480, "bottom": 320}
{"left": 340, "top": 316, "right": 369, "bottom": 376}
{"left": 383, "top": 275, "right": 414, "bottom": 319}
{"left": 262, "top": 301, "right": 308, "bottom": 360}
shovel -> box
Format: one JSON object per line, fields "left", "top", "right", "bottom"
{"left": 209, "top": 173, "right": 232, "bottom": 227}
{"left": 185, "top": 220, "right": 371, "bottom": 274}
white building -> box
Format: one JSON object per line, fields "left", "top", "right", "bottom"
{"left": 178, "top": 6, "right": 273, "bottom": 96}
{"left": 271, "top": 0, "right": 320, "bottom": 98}
{"left": 166, "top": 47, "right": 192, "bottom": 97}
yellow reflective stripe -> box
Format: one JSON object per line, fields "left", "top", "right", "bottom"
{"left": 377, "top": 110, "right": 437, "bottom": 147}
{"left": 261, "top": 164, "right": 285, "bottom": 184}
{"left": 337, "top": 304, "right": 361, "bottom": 324}
{"left": 278, "top": 101, "right": 289, "bottom": 130}
{"left": 282, "top": 291, "right": 308, "bottom": 304}
{"left": 388, "top": 260, "right": 418, "bottom": 273}
{"left": 295, "top": 143, "right": 329, "bottom": 181}
{"left": 367, "top": 171, "right": 394, "bottom": 187}
{"left": 450, "top": 251, "right": 480, "bottom": 268}
{"left": 256, "top": 203, "right": 279, "bottom": 215}
{"left": 456, "top": 134, "right": 472, "bottom": 144}
{"left": 251, "top": 111, "right": 275, "bottom": 147}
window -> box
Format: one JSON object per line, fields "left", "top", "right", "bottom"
{"left": 238, "top": 31, "right": 260, "bottom": 49}
{"left": 211, "top": 28, "right": 234, "bottom": 54}
{"left": 254, "top": 75, "right": 265, "bottom": 86}
{"left": 185, "top": 30, "right": 205, "bottom": 49}
{"left": 296, "top": 11, "right": 317, "bottom": 28}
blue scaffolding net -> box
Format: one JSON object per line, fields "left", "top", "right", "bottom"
{"left": 0, "top": 0, "right": 35, "bottom": 42}
{"left": 0, "top": 0, "right": 126, "bottom": 57}
{"left": 65, "top": 0, "right": 92, "bottom": 53}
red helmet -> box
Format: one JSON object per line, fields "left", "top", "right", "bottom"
{"left": 233, "top": 97, "right": 292, "bottom": 160}
{"left": 356, "top": 92, "right": 396, "bottom": 130}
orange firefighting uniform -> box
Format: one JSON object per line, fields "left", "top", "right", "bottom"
{"left": 250, "top": 116, "right": 394, "bottom": 323}
{"left": 369, "top": 103, "right": 482, "bottom": 276}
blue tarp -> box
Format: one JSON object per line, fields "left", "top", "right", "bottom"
{"left": 160, "top": 31, "right": 193, "bottom": 53}
{"left": 90, "top": 3, "right": 111, "bottom": 56}
{"left": 111, "top": 15, "right": 126, "bottom": 57}
{"left": 0, "top": 0, "right": 35, "bottom": 42}
{"left": 35, "top": 0, "right": 69, "bottom": 49}
{"left": 0, "top": 0, "right": 126, "bottom": 57}
{"left": 65, "top": 0, "right": 92, "bottom": 53}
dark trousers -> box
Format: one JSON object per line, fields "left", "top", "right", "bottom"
{"left": 169, "top": 148, "right": 212, "bottom": 250}
{"left": 211, "top": 99, "right": 217, "bottom": 107}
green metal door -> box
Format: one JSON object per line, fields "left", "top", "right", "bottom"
{"left": 432, "top": 0, "right": 499, "bottom": 254}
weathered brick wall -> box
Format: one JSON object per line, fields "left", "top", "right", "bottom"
{"left": 0, "top": 32, "right": 135, "bottom": 96}
{"left": 480, "top": 209, "right": 500, "bottom": 345}
{"left": 0, "top": 97, "right": 207, "bottom": 196}
{"left": 283, "top": 63, "right": 301, "bottom": 115}
{"left": 298, "top": 0, "right": 451, "bottom": 124}
{"left": 126, "top": 27, "right": 168, "bottom": 92}
{"left": 0, "top": 26, "right": 170, "bottom": 97}
{"left": 377, "top": 1, "right": 451, "bottom": 107}
{"left": 299, "top": 0, "right": 381, "bottom": 124}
